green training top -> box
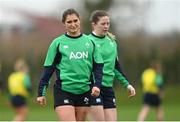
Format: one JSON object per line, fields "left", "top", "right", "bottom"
{"left": 38, "top": 33, "right": 103, "bottom": 96}
{"left": 89, "top": 33, "right": 129, "bottom": 87}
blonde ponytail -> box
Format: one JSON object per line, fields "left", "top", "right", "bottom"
{"left": 107, "top": 32, "right": 116, "bottom": 41}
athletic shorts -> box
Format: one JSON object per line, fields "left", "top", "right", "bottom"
{"left": 11, "top": 95, "right": 26, "bottom": 108}
{"left": 143, "top": 93, "right": 161, "bottom": 107}
{"left": 91, "top": 86, "right": 116, "bottom": 109}
{"left": 54, "top": 85, "right": 91, "bottom": 108}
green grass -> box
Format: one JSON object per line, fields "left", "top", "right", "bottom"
{"left": 115, "top": 84, "right": 180, "bottom": 121}
{"left": 0, "top": 84, "right": 179, "bottom": 121}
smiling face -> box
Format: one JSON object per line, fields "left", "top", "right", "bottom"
{"left": 92, "top": 16, "right": 110, "bottom": 36}
{"left": 64, "top": 14, "right": 81, "bottom": 36}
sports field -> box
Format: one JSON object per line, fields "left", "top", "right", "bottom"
{"left": 0, "top": 84, "right": 179, "bottom": 121}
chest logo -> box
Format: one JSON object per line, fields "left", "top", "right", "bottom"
{"left": 110, "top": 42, "right": 114, "bottom": 47}
{"left": 97, "top": 44, "right": 101, "bottom": 48}
{"left": 69, "top": 51, "right": 88, "bottom": 60}
{"left": 85, "top": 42, "right": 90, "bottom": 48}
{"left": 63, "top": 45, "right": 69, "bottom": 49}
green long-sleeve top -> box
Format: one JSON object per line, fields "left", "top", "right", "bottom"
{"left": 89, "top": 33, "right": 129, "bottom": 87}
{"left": 38, "top": 33, "right": 104, "bottom": 96}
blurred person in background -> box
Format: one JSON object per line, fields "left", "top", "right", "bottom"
{"left": 8, "top": 58, "right": 31, "bottom": 121}
{"left": 138, "top": 61, "right": 164, "bottom": 121}
{"left": 0, "top": 61, "right": 3, "bottom": 93}
{"left": 36, "top": 8, "right": 103, "bottom": 121}
{"left": 87, "top": 10, "right": 136, "bottom": 121}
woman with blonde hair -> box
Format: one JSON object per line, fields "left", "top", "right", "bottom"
{"left": 88, "top": 10, "right": 136, "bottom": 121}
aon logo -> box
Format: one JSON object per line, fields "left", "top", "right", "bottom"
{"left": 69, "top": 51, "right": 88, "bottom": 60}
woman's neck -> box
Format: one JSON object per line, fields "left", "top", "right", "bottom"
{"left": 67, "top": 31, "right": 81, "bottom": 37}
{"left": 92, "top": 31, "right": 105, "bottom": 37}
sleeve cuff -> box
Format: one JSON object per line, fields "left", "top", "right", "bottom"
{"left": 94, "top": 81, "right": 101, "bottom": 89}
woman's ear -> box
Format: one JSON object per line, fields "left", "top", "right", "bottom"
{"left": 63, "top": 23, "right": 66, "bottom": 28}
{"left": 91, "top": 22, "right": 96, "bottom": 30}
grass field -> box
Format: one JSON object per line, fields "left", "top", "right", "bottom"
{"left": 0, "top": 84, "right": 179, "bottom": 121}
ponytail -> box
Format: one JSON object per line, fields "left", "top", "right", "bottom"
{"left": 107, "top": 32, "right": 116, "bottom": 41}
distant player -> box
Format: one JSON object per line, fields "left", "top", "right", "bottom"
{"left": 8, "top": 59, "right": 31, "bottom": 121}
{"left": 138, "top": 61, "right": 164, "bottom": 121}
